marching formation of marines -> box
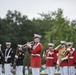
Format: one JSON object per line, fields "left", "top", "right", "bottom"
{"left": 0, "top": 34, "right": 76, "bottom": 75}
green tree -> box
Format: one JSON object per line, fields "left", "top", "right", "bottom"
{"left": 44, "top": 8, "right": 76, "bottom": 48}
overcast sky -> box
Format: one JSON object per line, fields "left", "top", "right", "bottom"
{"left": 0, "top": 0, "right": 76, "bottom": 21}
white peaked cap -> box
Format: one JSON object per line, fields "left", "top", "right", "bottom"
{"left": 60, "top": 41, "right": 66, "bottom": 44}
{"left": 0, "top": 44, "right": 2, "bottom": 46}
{"left": 6, "top": 42, "right": 11, "bottom": 45}
{"left": 34, "top": 34, "right": 42, "bottom": 38}
{"left": 66, "top": 42, "right": 73, "bottom": 45}
{"left": 18, "top": 44, "right": 22, "bottom": 48}
{"left": 48, "top": 43, "right": 54, "bottom": 46}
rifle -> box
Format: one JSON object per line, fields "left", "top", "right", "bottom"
{"left": 0, "top": 49, "right": 4, "bottom": 57}
{"left": 13, "top": 48, "right": 19, "bottom": 69}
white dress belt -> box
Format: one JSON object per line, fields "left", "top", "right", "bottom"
{"left": 69, "top": 56, "right": 74, "bottom": 59}
{"left": 31, "top": 54, "right": 40, "bottom": 56}
{"left": 46, "top": 57, "right": 54, "bottom": 59}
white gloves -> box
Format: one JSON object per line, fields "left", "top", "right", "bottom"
{"left": 26, "top": 42, "right": 32, "bottom": 48}
{"left": 61, "top": 56, "right": 68, "bottom": 61}
{"left": 48, "top": 51, "right": 53, "bottom": 55}
{"left": 15, "top": 55, "right": 18, "bottom": 59}
{"left": 72, "top": 48, "right": 75, "bottom": 50}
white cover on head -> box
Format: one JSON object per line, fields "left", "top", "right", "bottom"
{"left": 6, "top": 42, "right": 11, "bottom": 45}
{"left": 48, "top": 43, "right": 54, "bottom": 46}
{"left": 66, "top": 42, "right": 73, "bottom": 45}
{"left": 34, "top": 34, "right": 42, "bottom": 38}
{"left": 60, "top": 41, "right": 66, "bottom": 44}
{"left": 18, "top": 44, "right": 22, "bottom": 48}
